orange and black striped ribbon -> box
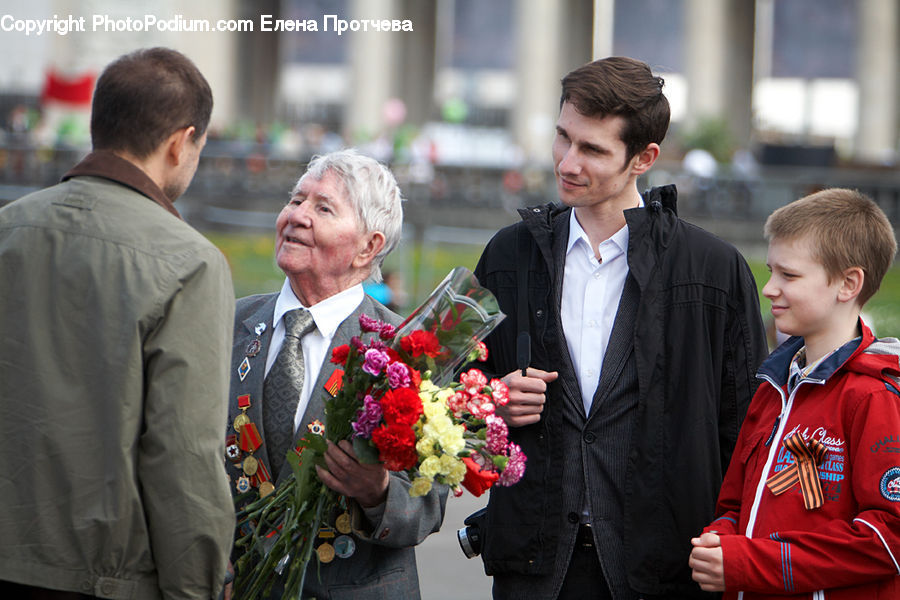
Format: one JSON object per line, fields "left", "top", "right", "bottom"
{"left": 766, "top": 433, "right": 829, "bottom": 510}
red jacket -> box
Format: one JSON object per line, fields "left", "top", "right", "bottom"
{"left": 705, "top": 321, "right": 900, "bottom": 599}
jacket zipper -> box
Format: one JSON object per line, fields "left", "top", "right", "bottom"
{"left": 744, "top": 374, "right": 791, "bottom": 541}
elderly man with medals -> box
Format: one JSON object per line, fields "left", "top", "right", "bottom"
{"left": 224, "top": 149, "right": 447, "bottom": 599}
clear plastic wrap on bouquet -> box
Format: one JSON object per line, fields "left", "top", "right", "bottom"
{"left": 393, "top": 266, "right": 505, "bottom": 386}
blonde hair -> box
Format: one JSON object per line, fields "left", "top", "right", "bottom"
{"left": 764, "top": 188, "right": 897, "bottom": 306}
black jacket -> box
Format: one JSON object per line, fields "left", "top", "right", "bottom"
{"left": 473, "top": 185, "right": 768, "bottom": 598}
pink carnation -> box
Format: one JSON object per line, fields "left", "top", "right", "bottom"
{"left": 485, "top": 414, "right": 509, "bottom": 454}
{"left": 447, "top": 391, "right": 468, "bottom": 417}
{"left": 489, "top": 379, "right": 510, "bottom": 406}
{"left": 460, "top": 369, "right": 488, "bottom": 395}
{"left": 466, "top": 393, "right": 495, "bottom": 419}
{"left": 352, "top": 394, "right": 383, "bottom": 438}
{"left": 362, "top": 348, "right": 390, "bottom": 376}
{"left": 386, "top": 361, "right": 411, "bottom": 389}
{"left": 380, "top": 323, "right": 397, "bottom": 340}
{"left": 498, "top": 443, "right": 526, "bottom": 487}
{"left": 358, "top": 314, "right": 383, "bottom": 333}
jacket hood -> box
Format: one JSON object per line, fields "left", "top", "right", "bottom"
{"left": 850, "top": 332, "right": 900, "bottom": 390}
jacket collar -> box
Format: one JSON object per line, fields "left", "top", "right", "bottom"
{"left": 757, "top": 318, "right": 874, "bottom": 387}
{"left": 62, "top": 150, "right": 181, "bottom": 219}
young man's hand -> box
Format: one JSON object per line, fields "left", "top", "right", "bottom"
{"left": 496, "top": 368, "right": 558, "bottom": 427}
{"left": 689, "top": 532, "right": 725, "bottom": 592}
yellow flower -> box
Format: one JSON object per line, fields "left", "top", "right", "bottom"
{"left": 416, "top": 436, "right": 437, "bottom": 458}
{"left": 410, "top": 476, "right": 433, "bottom": 497}
{"left": 419, "top": 455, "right": 442, "bottom": 479}
{"left": 440, "top": 454, "right": 467, "bottom": 485}
{"left": 435, "top": 388, "right": 453, "bottom": 405}
{"left": 438, "top": 424, "right": 466, "bottom": 455}
{"left": 423, "top": 414, "right": 452, "bottom": 439}
{"left": 422, "top": 398, "right": 446, "bottom": 420}
{"left": 419, "top": 380, "right": 439, "bottom": 396}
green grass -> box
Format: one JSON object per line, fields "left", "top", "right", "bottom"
{"left": 205, "top": 230, "right": 900, "bottom": 336}
{"left": 748, "top": 259, "right": 900, "bottom": 337}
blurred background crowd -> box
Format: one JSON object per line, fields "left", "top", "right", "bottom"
{"left": 0, "top": 0, "right": 898, "bottom": 333}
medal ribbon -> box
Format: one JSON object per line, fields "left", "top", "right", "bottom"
{"left": 239, "top": 423, "right": 263, "bottom": 453}
{"left": 766, "top": 433, "right": 828, "bottom": 510}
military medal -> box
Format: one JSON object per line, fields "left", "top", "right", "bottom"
{"left": 335, "top": 511, "right": 352, "bottom": 534}
{"left": 238, "top": 357, "right": 251, "bottom": 381}
{"left": 236, "top": 476, "right": 251, "bottom": 494}
{"left": 256, "top": 460, "right": 274, "bottom": 497}
{"left": 233, "top": 394, "right": 252, "bottom": 432}
{"left": 242, "top": 454, "right": 259, "bottom": 476}
{"left": 334, "top": 535, "right": 356, "bottom": 559}
{"left": 245, "top": 339, "right": 261, "bottom": 357}
{"left": 225, "top": 434, "right": 241, "bottom": 463}
{"left": 317, "top": 542, "right": 335, "bottom": 563}
{"left": 324, "top": 369, "right": 344, "bottom": 397}
{"left": 308, "top": 419, "right": 325, "bottom": 436}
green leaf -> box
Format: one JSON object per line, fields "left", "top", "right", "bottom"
{"left": 352, "top": 436, "right": 381, "bottom": 464}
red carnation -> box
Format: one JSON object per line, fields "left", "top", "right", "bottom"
{"left": 461, "top": 456, "right": 499, "bottom": 497}
{"left": 400, "top": 330, "right": 441, "bottom": 358}
{"left": 380, "top": 387, "right": 424, "bottom": 427}
{"left": 371, "top": 423, "right": 418, "bottom": 471}
{"left": 330, "top": 344, "right": 350, "bottom": 365}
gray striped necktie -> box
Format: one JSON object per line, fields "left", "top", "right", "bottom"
{"left": 263, "top": 308, "right": 316, "bottom": 477}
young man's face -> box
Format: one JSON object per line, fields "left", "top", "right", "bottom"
{"left": 551, "top": 101, "right": 639, "bottom": 209}
{"left": 763, "top": 235, "right": 844, "bottom": 341}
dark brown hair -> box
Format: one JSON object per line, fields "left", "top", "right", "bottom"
{"left": 765, "top": 188, "right": 897, "bottom": 306}
{"left": 91, "top": 47, "right": 212, "bottom": 158}
{"left": 560, "top": 56, "right": 670, "bottom": 161}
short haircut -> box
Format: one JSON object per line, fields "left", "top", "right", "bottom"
{"left": 91, "top": 47, "right": 212, "bottom": 158}
{"left": 765, "top": 188, "right": 897, "bottom": 306}
{"left": 293, "top": 149, "right": 404, "bottom": 282}
{"left": 560, "top": 56, "right": 670, "bottom": 162}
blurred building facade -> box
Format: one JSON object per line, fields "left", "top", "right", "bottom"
{"left": 0, "top": 0, "right": 897, "bottom": 166}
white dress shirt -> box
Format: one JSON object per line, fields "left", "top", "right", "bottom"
{"left": 560, "top": 204, "right": 638, "bottom": 414}
{"left": 267, "top": 278, "right": 364, "bottom": 434}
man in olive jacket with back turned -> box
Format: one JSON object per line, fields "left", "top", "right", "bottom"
{"left": 0, "top": 48, "right": 235, "bottom": 599}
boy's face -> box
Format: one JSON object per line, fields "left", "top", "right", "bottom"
{"left": 763, "top": 236, "right": 844, "bottom": 340}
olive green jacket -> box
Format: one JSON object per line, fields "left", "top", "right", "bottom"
{"left": 0, "top": 169, "right": 236, "bottom": 599}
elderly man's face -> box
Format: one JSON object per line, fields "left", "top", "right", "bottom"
{"left": 275, "top": 171, "right": 367, "bottom": 289}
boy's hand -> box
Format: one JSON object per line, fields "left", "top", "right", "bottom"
{"left": 497, "top": 368, "right": 558, "bottom": 427}
{"left": 690, "top": 532, "right": 725, "bottom": 592}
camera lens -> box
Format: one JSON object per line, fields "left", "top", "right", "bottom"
{"left": 457, "top": 525, "right": 481, "bottom": 558}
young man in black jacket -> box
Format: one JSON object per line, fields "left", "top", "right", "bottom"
{"left": 472, "top": 56, "right": 769, "bottom": 599}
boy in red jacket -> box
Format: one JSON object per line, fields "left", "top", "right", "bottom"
{"left": 690, "top": 188, "right": 900, "bottom": 599}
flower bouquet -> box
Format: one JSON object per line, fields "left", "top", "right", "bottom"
{"left": 233, "top": 267, "right": 522, "bottom": 600}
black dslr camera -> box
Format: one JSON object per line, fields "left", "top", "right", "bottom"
{"left": 457, "top": 507, "right": 486, "bottom": 558}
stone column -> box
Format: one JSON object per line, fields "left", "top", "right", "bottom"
{"left": 346, "top": 0, "right": 400, "bottom": 142}
{"left": 856, "top": 0, "right": 899, "bottom": 163}
{"left": 683, "top": 0, "right": 754, "bottom": 148}
{"left": 592, "top": 0, "right": 615, "bottom": 59}
{"left": 512, "top": 0, "right": 561, "bottom": 165}
{"left": 396, "top": 0, "right": 437, "bottom": 128}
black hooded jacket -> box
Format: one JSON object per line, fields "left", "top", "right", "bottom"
{"left": 473, "top": 185, "right": 768, "bottom": 598}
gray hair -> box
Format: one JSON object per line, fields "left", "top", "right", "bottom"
{"left": 292, "top": 149, "right": 404, "bottom": 282}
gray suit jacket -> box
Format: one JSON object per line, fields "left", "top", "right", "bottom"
{"left": 227, "top": 292, "right": 447, "bottom": 599}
